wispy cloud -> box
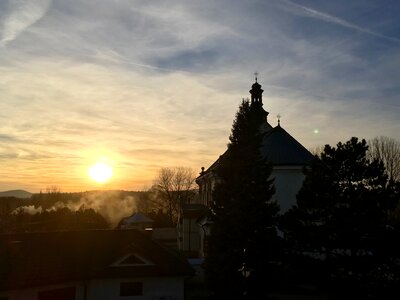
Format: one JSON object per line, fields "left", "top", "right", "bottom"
{"left": 0, "top": 59, "right": 235, "bottom": 191}
{"left": 0, "top": 1, "right": 399, "bottom": 192}
{"left": 280, "top": 0, "right": 400, "bottom": 43}
{"left": 0, "top": 0, "right": 52, "bottom": 46}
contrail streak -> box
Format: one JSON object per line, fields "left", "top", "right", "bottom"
{"left": 281, "top": 0, "right": 400, "bottom": 43}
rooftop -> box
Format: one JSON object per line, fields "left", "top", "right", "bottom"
{"left": 0, "top": 229, "right": 194, "bottom": 291}
{"left": 260, "top": 125, "right": 314, "bottom": 166}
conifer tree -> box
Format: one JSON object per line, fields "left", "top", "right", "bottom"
{"left": 205, "top": 99, "right": 279, "bottom": 298}
{"left": 282, "top": 137, "right": 400, "bottom": 296}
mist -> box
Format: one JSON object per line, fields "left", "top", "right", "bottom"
{"left": 12, "top": 190, "right": 138, "bottom": 227}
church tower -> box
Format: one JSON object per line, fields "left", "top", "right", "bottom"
{"left": 249, "top": 75, "right": 265, "bottom": 108}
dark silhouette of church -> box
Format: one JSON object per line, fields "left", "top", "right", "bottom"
{"left": 178, "top": 79, "right": 313, "bottom": 257}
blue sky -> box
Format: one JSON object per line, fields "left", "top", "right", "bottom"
{"left": 0, "top": 0, "right": 399, "bottom": 192}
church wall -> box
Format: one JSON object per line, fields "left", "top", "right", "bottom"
{"left": 197, "top": 164, "right": 306, "bottom": 213}
{"left": 197, "top": 177, "right": 217, "bottom": 207}
{"left": 271, "top": 166, "right": 305, "bottom": 213}
{"left": 180, "top": 217, "right": 201, "bottom": 257}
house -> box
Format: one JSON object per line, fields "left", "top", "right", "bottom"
{"left": 118, "top": 212, "right": 179, "bottom": 251}
{"left": 0, "top": 229, "right": 194, "bottom": 300}
{"left": 179, "top": 79, "right": 313, "bottom": 258}
{"left": 118, "top": 212, "right": 154, "bottom": 231}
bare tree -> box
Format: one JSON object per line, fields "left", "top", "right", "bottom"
{"left": 44, "top": 185, "right": 64, "bottom": 205}
{"left": 368, "top": 136, "right": 400, "bottom": 182}
{"left": 152, "top": 167, "right": 197, "bottom": 224}
{"left": 46, "top": 185, "right": 61, "bottom": 194}
{"left": 308, "top": 145, "right": 325, "bottom": 157}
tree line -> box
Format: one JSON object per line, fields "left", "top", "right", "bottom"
{"left": 0, "top": 173, "right": 198, "bottom": 233}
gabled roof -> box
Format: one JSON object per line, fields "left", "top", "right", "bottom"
{"left": 121, "top": 212, "right": 154, "bottom": 225}
{"left": 260, "top": 125, "right": 314, "bottom": 166}
{"left": 0, "top": 229, "right": 194, "bottom": 291}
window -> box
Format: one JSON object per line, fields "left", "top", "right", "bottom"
{"left": 38, "top": 286, "right": 76, "bottom": 300}
{"left": 120, "top": 282, "right": 143, "bottom": 296}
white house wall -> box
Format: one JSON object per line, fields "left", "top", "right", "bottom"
{"left": 87, "top": 277, "right": 185, "bottom": 300}
{"left": 0, "top": 277, "right": 186, "bottom": 300}
{"left": 0, "top": 282, "right": 84, "bottom": 300}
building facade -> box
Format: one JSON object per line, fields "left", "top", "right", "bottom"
{"left": 0, "top": 230, "right": 194, "bottom": 300}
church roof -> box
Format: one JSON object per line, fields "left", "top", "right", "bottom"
{"left": 198, "top": 123, "right": 313, "bottom": 179}
{"left": 260, "top": 125, "right": 314, "bottom": 166}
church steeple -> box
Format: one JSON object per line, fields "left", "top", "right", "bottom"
{"left": 250, "top": 73, "right": 263, "bottom": 105}
{"left": 249, "top": 74, "right": 269, "bottom": 119}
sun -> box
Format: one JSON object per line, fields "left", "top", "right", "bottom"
{"left": 88, "top": 162, "right": 113, "bottom": 183}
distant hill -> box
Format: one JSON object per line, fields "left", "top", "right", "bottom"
{"left": 0, "top": 190, "right": 32, "bottom": 199}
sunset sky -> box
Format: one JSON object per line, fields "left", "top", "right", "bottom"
{"left": 0, "top": 0, "right": 399, "bottom": 192}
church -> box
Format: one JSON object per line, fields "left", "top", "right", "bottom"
{"left": 179, "top": 79, "right": 314, "bottom": 258}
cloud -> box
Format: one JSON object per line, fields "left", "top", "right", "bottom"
{"left": 279, "top": 0, "right": 400, "bottom": 43}
{"left": 0, "top": 134, "right": 17, "bottom": 142}
{"left": 0, "top": 1, "right": 399, "bottom": 192}
{"left": 0, "top": 59, "right": 236, "bottom": 191}
{"left": 0, "top": 0, "right": 52, "bottom": 46}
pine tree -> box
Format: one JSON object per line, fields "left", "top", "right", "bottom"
{"left": 205, "top": 99, "right": 279, "bottom": 298}
{"left": 282, "top": 137, "right": 400, "bottom": 296}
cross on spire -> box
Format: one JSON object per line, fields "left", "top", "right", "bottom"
{"left": 254, "top": 72, "right": 258, "bottom": 82}
{"left": 277, "top": 114, "right": 281, "bottom": 126}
